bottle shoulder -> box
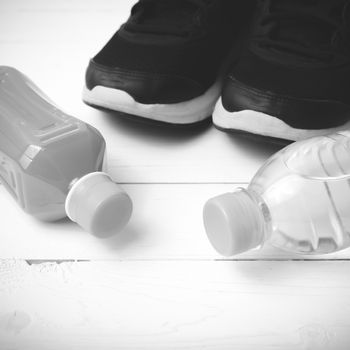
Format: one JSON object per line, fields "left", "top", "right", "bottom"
{"left": 283, "top": 135, "right": 350, "bottom": 181}
{"left": 251, "top": 135, "right": 350, "bottom": 192}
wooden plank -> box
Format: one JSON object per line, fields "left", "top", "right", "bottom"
{"left": 1, "top": 183, "right": 350, "bottom": 260}
{"left": 1, "top": 260, "right": 350, "bottom": 350}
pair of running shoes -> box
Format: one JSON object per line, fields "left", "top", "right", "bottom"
{"left": 83, "top": 0, "right": 350, "bottom": 143}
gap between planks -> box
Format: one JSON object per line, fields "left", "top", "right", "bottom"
{"left": 23, "top": 259, "right": 350, "bottom": 265}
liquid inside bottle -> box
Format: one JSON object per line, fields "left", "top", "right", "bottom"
{"left": 204, "top": 131, "right": 350, "bottom": 255}
{"left": 0, "top": 66, "right": 132, "bottom": 236}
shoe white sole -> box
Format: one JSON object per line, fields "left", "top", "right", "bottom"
{"left": 83, "top": 81, "right": 222, "bottom": 125}
{"left": 213, "top": 98, "right": 350, "bottom": 142}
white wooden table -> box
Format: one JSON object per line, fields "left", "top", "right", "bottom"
{"left": 1, "top": 1, "right": 350, "bottom": 349}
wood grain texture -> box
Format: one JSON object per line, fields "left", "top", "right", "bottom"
{"left": 1, "top": 260, "right": 350, "bottom": 350}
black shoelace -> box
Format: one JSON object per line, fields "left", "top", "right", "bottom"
{"left": 125, "top": 0, "right": 212, "bottom": 37}
{"left": 254, "top": 0, "right": 350, "bottom": 63}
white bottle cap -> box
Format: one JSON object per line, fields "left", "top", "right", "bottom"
{"left": 203, "top": 189, "right": 265, "bottom": 256}
{"left": 65, "top": 172, "right": 132, "bottom": 238}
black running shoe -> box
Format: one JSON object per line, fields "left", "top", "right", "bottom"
{"left": 83, "top": 0, "right": 255, "bottom": 126}
{"left": 214, "top": 0, "right": 350, "bottom": 141}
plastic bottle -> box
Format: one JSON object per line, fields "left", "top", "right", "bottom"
{"left": 203, "top": 131, "right": 350, "bottom": 256}
{"left": 0, "top": 66, "right": 132, "bottom": 237}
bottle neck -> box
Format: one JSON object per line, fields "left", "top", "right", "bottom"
{"left": 242, "top": 188, "right": 272, "bottom": 249}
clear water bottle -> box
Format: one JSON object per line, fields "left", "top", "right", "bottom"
{"left": 0, "top": 66, "right": 132, "bottom": 237}
{"left": 203, "top": 131, "right": 350, "bottom": 256}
